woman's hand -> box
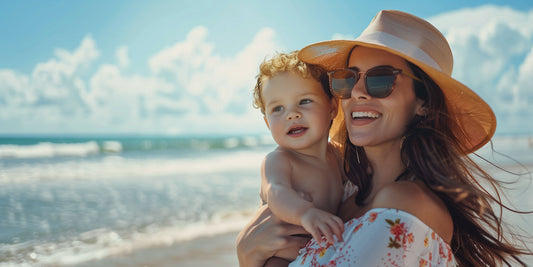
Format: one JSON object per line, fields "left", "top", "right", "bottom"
{"left": 236, "top": 205, "right": 310, "bottom": 267}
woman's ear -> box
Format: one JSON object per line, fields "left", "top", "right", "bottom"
{"left": 416, "top": 106, "right": 428, "bottom": 117}
{"left": 415, "top": 99, "right": 427, "bottom": 117}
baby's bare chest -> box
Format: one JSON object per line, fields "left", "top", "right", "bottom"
{"left": 291, "top": 163, "right": 344, "bottom": 213}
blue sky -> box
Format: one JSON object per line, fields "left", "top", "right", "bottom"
{"left": 1, "top": 0, "right": 532, "bottom": 136}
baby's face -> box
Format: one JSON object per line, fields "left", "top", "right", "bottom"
{"left": 262, "top": 72, "right": 336, "bottom": 151}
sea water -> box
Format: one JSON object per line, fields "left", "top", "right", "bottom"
{"left": 0, "top": 135, "right": 532, "bottom": 266}
{"left": 0, "top": 135, "right": 275, "bottom": 266}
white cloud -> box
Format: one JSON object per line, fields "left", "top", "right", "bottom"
{"left": 2, "top": 5, "right": 532, "bottom": 135}
{"left": 515, "top": 47, "right": 533, "bottom": 106}
{"left": 85, "top": 63, "right": 178, "bottom": 125}
{"left": 199, "top": 28, "right": 278, "bottom": 114}
{"left": 0, "top": 36, "right": 100, "bottom": 132}
{"left": 148, "top": 26, "right": 214, "bottom": 86}
{"left": 0, "top": 70, "right": 33, "bottom": 107}
{"left": 429, "top": 5, "right": 533, "bottom": 134}
{"left": 116, "top": 46, "right": 130, "bottom": 69}
{"left": 148, "top": 26, "right": 279, "bottom": 116}
{"left": 0, "top": 26, "right": 280, "bottom": 134}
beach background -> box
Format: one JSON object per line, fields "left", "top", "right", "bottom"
{"left": 0, "top": 135, "right": 272, "bottom": 266}
{"left": 2, "top": 1, "right": 533, "bottom": 266}
{"left": 1, "top": 134, "right": 532, "bottom": 266}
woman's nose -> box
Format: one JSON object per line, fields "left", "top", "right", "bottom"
{"left": 351, "top": 78, "right": 369, "bottom": 99}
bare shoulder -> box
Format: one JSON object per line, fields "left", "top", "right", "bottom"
{"left": 372, "top": 181, "right": 453, "bottom": 243}
{"left": 260, "top": 148, "right": 295, "bottom": 203}
{"left": 264, "top": 148, "right": 294, "bottom": 166}
{"left": 261, "top": 148, "right": 296, "bottom": 182}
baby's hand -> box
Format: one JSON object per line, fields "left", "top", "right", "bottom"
{"left": 301, "top": 208, "right": 344, "bottom": 245}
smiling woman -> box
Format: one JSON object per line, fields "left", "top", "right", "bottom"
{"left": 237, "top": 9, "right": 533, "bottom": 267}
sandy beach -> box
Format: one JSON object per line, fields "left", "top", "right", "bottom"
{"left": 75, "top": 231, "right": 240, "bottom": 267}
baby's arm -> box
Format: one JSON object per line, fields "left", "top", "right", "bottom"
{"left": 260, "top": 152, "right": 344, "bottom": 245}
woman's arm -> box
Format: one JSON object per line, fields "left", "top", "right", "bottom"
{"left": 236, "top": 205, "right": 310, "bottom": 267}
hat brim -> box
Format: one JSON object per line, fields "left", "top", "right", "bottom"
{"left": 299, "top": 40, "right": 496, "bottom": 154}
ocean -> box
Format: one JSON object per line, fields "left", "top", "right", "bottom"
{"left": 0, "top": 135, "right": 275, "bottom": 266}
{"left": 0, "top": 134, "right": 532, "bottom": 266}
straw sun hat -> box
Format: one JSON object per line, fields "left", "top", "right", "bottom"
{"left": 298, "top": 10, "right": 496, "bottom": 154}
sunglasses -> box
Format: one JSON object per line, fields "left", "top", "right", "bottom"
{"left": 328, "top": 65, "right": 422, "bottom": 99}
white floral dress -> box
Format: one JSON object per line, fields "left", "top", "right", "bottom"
{"left": 289, "top": 208, "right": 456, "bottom": 267}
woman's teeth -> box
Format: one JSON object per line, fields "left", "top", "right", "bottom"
{"left": 352, "top": 111, "right": 381, "bottom": 119}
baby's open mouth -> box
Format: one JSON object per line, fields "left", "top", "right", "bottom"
{"left": 288, "top": 127, "right": 307, "bottom": 135}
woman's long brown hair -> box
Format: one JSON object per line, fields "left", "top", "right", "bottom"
{"left": 336, "top": 61, "right": 532, "bottom": 266}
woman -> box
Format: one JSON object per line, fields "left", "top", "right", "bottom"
{"left": 237, "top": 10, "right": 532, "bottom": 266}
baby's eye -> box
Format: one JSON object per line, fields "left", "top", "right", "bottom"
{"left": 300, "top": 99, "right": 312, "bottom": 105}
{"left": 272, "top": 106, "right": 283, "bottom": 113}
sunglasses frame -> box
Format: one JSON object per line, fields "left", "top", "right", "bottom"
{"left": 327, "top": 65, "right": 422, "bottom": 99}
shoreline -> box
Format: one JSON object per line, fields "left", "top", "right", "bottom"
{"left": 74, "top": 231, "right": 240, "bottom": 267}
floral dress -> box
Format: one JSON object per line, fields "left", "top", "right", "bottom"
{"left": 289, "top": 208, "right": 456, "bottom": 267}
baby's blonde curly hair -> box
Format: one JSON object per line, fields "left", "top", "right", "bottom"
{"left": 253, "top": 50, "right": 331, "bottom": 114}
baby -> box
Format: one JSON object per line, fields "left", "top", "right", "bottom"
{"left": 253, "top": 51, "right": 352, "bottom": 264}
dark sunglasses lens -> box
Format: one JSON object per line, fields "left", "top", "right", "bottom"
{"left": 366, "top": 68, "right": 396, "bottom": 98}
{"left": 330, "top": 70, "right": 356, "bottom": 98}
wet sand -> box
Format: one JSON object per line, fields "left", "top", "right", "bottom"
{"left": 75, "top": 231, "right": 240, "bottom": 267}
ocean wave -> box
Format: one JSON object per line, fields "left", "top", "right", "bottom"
{"left": 0, "top": 135, "right": 275, "bottom": 159}
{"left": 0, "top": 149, "right": 269, "bottom": 185}
{"left": 0, "top": 142, "right": 100, "bottom": 159}
{"left": 0, "top": 209, "right": 254, "bottom": 267}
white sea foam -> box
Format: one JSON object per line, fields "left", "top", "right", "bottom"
{"left": 0, "top": 142, "right": 100, "bottom": 159}
{"left": 223, "top": 137, "right": 240, "bottom": 148}
{"left": 101, "top": 141, "right": 122, "bottom": 153}
{"left": 0, "top": 149, "right": 268, "bottom": 184}
{"left": 0, "top": 209, "right": 254, "bottom": 267}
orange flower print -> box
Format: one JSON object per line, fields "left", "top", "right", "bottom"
{"left": 405, "top": 232, "right": 414, "bottom": 245}
{"left": 318, "top": 247, "right": 327, "bottom": 257}
{"left": 386, "top": 218, "right": 414, "bottom": 249}
{"left": 353, "top": 223, "right": 363, "bottom": 233}
{"left": 346, "top": 219, "right": 355, "bottom": 227}
{"left": 424, "top": 237, "right": 429, "bottom": 247}
{"left": 390, "top": 222, "right": 406, "bottom": 238}
{"left": 439, "top": 243, "right": 449, "bottom": 259}
{"left": 368, "top": 212, "right": 378, "bottom": 222}
{"left": 419, "top": 258, "right": 428, "bottom": 267}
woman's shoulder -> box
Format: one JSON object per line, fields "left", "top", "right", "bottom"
{"left": 371, "top": 181, "right": 453, "bottom": 243}
{"left": 292, "top": 207, "right": 456, "bottom": 267}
